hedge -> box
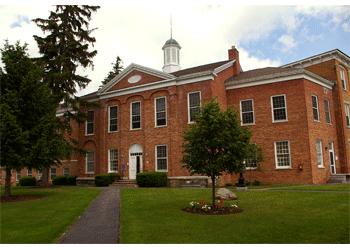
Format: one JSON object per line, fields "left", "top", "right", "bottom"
{"left": 52, "top": 175, "right": 77, "bottom": 185}
{"left": 136, "top": 172, "right": 167, "bottom": 187}
{"left": 19, "top": 176, "right": 36, "bottom": 186}
{"left": 95, "top": 175, "right": 111, "bottom": 187}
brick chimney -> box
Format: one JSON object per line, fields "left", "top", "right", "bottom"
{"left": 228, "top": 46, "right": 241, "bottom": 75}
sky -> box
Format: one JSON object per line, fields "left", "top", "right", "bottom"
{"left": 0, "top": 1, "right": 349, "bottom": 96}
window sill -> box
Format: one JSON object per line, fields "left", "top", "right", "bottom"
{"left": 317, "top": 166, "right": 325, "bottom": 169}
{"left": 275, "top": 167, "right": 292, "bottom": 170}
{"left": 272, "top": 120, "right": 288, "bottom": 123}
{"left": 241, "top": 123, "right": 255, "bottom": 126}
{"left": 245, "top": 167, "right": 257, "bottom": 170}
{"left": 156, "top": 169, "right": 168, "bottom": 172}
{"left": 130, "top": 128, "right": 142, "bottom": 131}
{"left": 85, "top": 133, "right": 94, "bottom": 136}
{"left": 108, "top": 170, "right": 118, "bottom": 173}
{"left": 108, "top": 130, "right": 118, "bottom": 133}
{"left": 155, "top": 125, "right": 167, "bottom": 128}
{"left": 313, "top": 120, "right": 320, "bottom": 123}
{"left": 86, "top": 172, "right": 95, "bottom": 174}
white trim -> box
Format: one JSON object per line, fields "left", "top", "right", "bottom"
{"left": 339, "top": 66, "right": 348, "bottom": 91}
{"left": 85, "top": 151, "right": 95, "bottom": 174}
{"left": 108, "top": 149, "right": 118, "bottom": 173}
{"left": 274, "top": 140, "right": 292, "bottom": 169}
{"left": 187, "top": 91, "right": 202, "bottom": 124}
{"left": 226, "top": 73, "right": 333, "bottom": 90}
{"left": 99, "top": 63, "right": 175, "bottom": 94}
{"left": 345, "top": 103, "right": 350, "bottom": 128}
{"left": 240, "top": 99, "right": 255, "bottom": 126}
{"left": 213, "top": 60, "right": 235, "bottom": 75}
{"left": 316, "top": 140, "right": 324, "bottom": 168}
{"left": 155, "top": 144, "right": 168, "bottom": 172}
{"left": 311, "top": 95, "right": 320, "bottom": 122}
{"left": 271, "top": 94, "right": 288, "bottom": 123}
{"left": 108, "top": 105, "right": 118, "bottom": 133}
{"left": 154, "top": 96, "right": 167, "bottom": 128}
{"left": 130, "top": 101, "right": 142, "bottom": 130}
{"left": 85, "top": 110, "right": 94, "bottom": 136}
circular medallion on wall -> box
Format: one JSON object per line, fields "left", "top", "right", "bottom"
{"left": 127, "top": 75, "right": 142, "bottom": 84}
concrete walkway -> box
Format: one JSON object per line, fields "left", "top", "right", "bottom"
{"left": 59, "top": 187, "right": 120, "bottom": 244}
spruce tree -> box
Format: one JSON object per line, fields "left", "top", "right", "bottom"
{"left": 101, "top": 56, "right": 124, "bottom": 85}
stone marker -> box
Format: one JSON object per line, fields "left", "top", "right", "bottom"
{"left": 215, "top": 188, "right": 238, "bottom": 200}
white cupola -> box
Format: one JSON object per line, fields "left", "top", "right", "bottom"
{"left": 162, "top": 37, "right": 181, "bottom": 73}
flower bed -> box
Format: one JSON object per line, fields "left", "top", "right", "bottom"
{"left": 182, "top": 199, "right": 243, "bottom": 215}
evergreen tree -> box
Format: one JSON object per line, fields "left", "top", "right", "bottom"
{"left": 182, "top": 99, "right": 262, "bottom": 207}
{"left": 33, "top": 5, "right": 100, "bottom": 109}
{"left": 101, "top": 56, "right": 123, "bottom": 85}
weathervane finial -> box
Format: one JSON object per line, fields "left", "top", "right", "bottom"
{"left": 170, "top": 13, "right": 172, "bottom": 39}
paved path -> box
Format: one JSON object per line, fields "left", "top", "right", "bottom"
{"left": 60, "top": 187, "right": 120, "bottom": 244}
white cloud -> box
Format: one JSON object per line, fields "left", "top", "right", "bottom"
{"left": 238, "top": 47, "right": 281, "bottom": 70}
{"left": 278, "top": 34, "right": 297, "bottom": 53}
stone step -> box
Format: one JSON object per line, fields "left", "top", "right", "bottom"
{"left": 111, "top": 179, "right": 138, "bottom": 188}
{"left": 328, "top": 174, "right": 350, "bottom": 184}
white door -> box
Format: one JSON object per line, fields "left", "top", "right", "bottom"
{"left": 129, "top": 144, "right": 143, "bottom": 180}
{"left": 329, "top": 142, "right": 336, "bottom": 175}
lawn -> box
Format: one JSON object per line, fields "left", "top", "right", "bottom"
{"left": 269, "top": 183, "right": 350, "bottom": 191}
{"left": 0, "top": 186, "right": 101, "bottom": 243}
{"left": 120, "top": 186, "right": 350, "bottom": 243}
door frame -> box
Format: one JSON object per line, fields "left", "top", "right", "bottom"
{"left": 328, "top": 142, "right": 336, "bottom": 175}
{"left": 129, "top": 144, "right": 143, "bottom": 180}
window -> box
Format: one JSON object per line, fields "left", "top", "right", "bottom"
{"left": 108, "top": 149, "right": 118, "bottom": 173}
{"left": 131, "top": 101, "right": 141, "bottom": 129}
{"left": 155, "top": 97, "right": 167, "bottom": 127}
{"left": 316, "top": 140, "right": 324, "bottom": 167}
{"left": 271, "top": 95, "right": 287, "bottom": 122}
{"left": 274, "top": 141, "right": 291, "bottom": 168}
{"left": 345, "top": 103, "right": 350, "bottom": 127}
{"left": 27, "top": 168, "right": 32, "bottom": 177}
{"left": 108, "top": 106, "right": 118, "bottom": 132}
{"left": 188, "top": 92, "right": 201, "bottom": 123}
{"left": 156, "top": 145, "right": 168, "bottom": 171}
{"left": 340, "top": 67, "right": 347, "bottom": 90}
{"left": 240, "top": 99, "right": 254, "bottom": 125}
{"left": 37, "top": 169, "right": 42, "bottom": 180}
{"left": 324, "top": 99, "right": 331, "bottom": 124}
{"left": 63, "top": 168, "right": 69, "bottom": 176}
{"left": 86, "top": 152, "right": 95, "bottom": 173}
{"left": 312, "top": 95, "right": 320, "bottom": 121}
{"left": 16, "top": 170, "right": 21, "bottom": 181}
{"left": 50, "top": 167, "right": 56, "bottom": 180}
{"left": 86, "top": 110, "right": 94, "bottom": 135}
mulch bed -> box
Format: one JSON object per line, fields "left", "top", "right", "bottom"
{"left": 0, "top": 195, "right": 43, "bottom": 203}
{"left": 182, "top": 206, "right": 243, "bottom": 215}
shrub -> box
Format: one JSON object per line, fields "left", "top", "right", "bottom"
{"left": 136, "top": 172, "right": 167, "bottom": 187}
{"left": 252, "top": 180, "right": 261, "bottom": 186}
{"left": 107, "top": 173, "right": 120, "bottom": 183}
{"left": 66, "top": 175, "right": 77, "bottom": 185}
{"left": 19, "top": 176, "right": 36, "bottom": 186}
{"left": 52, "top": 176, "right": 67, "bottom": 185}
{"left": 95, "top": 175, "right": 111, "bottom": 187}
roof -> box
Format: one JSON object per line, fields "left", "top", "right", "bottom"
{"left": 171, "top": 60, "right": 232, "bottom": 77}
{"left": 162, "top": 38, "right": 181, "bottom": 49}
{"left": 282, "top": 49, "right": 350, "bottom": 68}
{"left": 79, "top": 91, "right": 98, "bottom": 99}
{"left": 225, "top": 67, "right": 293, "bottom": 83}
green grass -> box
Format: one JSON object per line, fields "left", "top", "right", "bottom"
{"left": 0, "top": 186, "right": 101, "bottom": 243}
{"left": 269, "top": 183, "right": 350, "bottom": 191}
{"left": 120, "top": 187, "right": 350, "bottom": 243}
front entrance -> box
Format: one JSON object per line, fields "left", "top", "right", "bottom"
{"left": 129, "top": 144, "right": 143, "bottom": 180}
{"left": 329, "top": 142, "right": 336, "bottom": 175}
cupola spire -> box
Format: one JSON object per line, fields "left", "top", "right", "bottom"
{"left": 162, "top": 15, "right": 181, "bottom": 73}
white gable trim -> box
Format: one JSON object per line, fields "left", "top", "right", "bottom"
{"left": 98, "top": 63, "right": 175, "bottom": 94}
{"left": 226, "top": 73, "right": 333, "bottom": 90}
{"left": 213, "top": 60, "right": 235, "bottom": 75}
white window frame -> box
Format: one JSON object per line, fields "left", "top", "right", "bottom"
{"left": 108, "top": 149, "right": 118, "bottom": 173}
{"left": 85, "top": 110, "right": 94, "bottom": 135}
{"left": 340, "top": 66, "right": 347, "bottom": 91}
{"left": 50, "top": 167, "right": 56, "bottom": 180}
{"left": 345, "top": 102, "right": 350, "bottom": 128}
{"left": 240, "top": 99, "right": 255, "bottom": 125}
{"left": 85, "top": 151, "right": 95, "bottom": 174}
{"left": 155, "top": 144, "right": 168, "bottom": 172}
{"left": 316, "top": 140, "right": 324, "bottom": 168}
{"left": 63, "top": 168, "right": 69, "bottom": 176}
{"left": 311, "top": 95, "right": 320, "bottom": 122}
{"left": 271, "top": 94, "right": 288, "bottom": 123}
{"left": 324, "top": 99, "right": 331, "bottom": 124}
{"left": 187, "top": 91, "right": 201, "bottom": 124}
{"left": 130, "top": 101, "right": 142, "bottom": 130}
{"left": 274, "top": 141, "right": 292, "bottom": 169}
{"left": 154, "top": 96, "right": 167, "bottom": 128}
{"left": 16, "top": 170, "right": 21, "bottom": 182}
{"left": 108, "top": 105, "right": 118, "bottom": 133}
{"left": 27, "top": 168, "right": 32, "bottom": 177}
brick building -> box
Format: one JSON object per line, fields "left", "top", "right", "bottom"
{"left": 2, "top": 37, "right": 349, "bottom": 185}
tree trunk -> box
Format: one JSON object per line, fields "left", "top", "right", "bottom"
{"left": 211, "top": 175, "right": 216, "bottom": 208}
{"left": 4, "top": 168, "right": 12, "bottom": 197}
{"left": 41, "top": 168, "right": 50, "bottom": 187}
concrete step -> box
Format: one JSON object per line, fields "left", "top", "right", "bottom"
{"left": 111, "top": 179, "right": 138, "bottom": 188}
{"left": 328, "top": 174, "right": 350, "bottom": 184}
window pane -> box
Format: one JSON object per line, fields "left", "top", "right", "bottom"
{"left": 241, "top": 100, "right": 253, "bottom": 112}
{"left": 132, "top": 102, "right": 140, "bottom": 115}
{"left": 272, "top": 96, "right": 285, "bottom": 108}
{"left": 156, "top": 97, "right": 166, "bottom": 126}
{"left": 87, "top": 110, "right": 94, "bottom": 134}
{"left": 189, "top": 92, "right": 200, "bottom": 107}
{"left": 275, "top": 141, "right": 290, "bottom": 167}
{"left": 316, "top": 141, "right": 323, "bottom": 166}
{"left": 86, "top": 152, "right": 94, "bottom": 173}
{"left": 131, "top": 102, "right": 141, "bottom": 129}
{"left": 63, "top": 168, "right": 69, "bottom": 176}
{"left": 157, "top": 145, "right": 167, "bottom": 158}
{"left": 272, "top": 96, "right": 287, "bottom": 121}
{"left": 242, "top": 112, "right": 254, "bottom": 124}
{"left": 109, "top": 106, "right": 118, "bottom": 132}
{"left": 156, "top": 145, "right": 168, "bottom": 171}
{"left": 324, "top": 100, "right": 331, "bottom": 123}
{"left": 51, "top": 168, "right": 56, "bottom": 180}
{"left": 109, "top": 149, "right": 118, "bottom": 172}
{"left": 273, "top": 108, "right": 286, "bottom": 121}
